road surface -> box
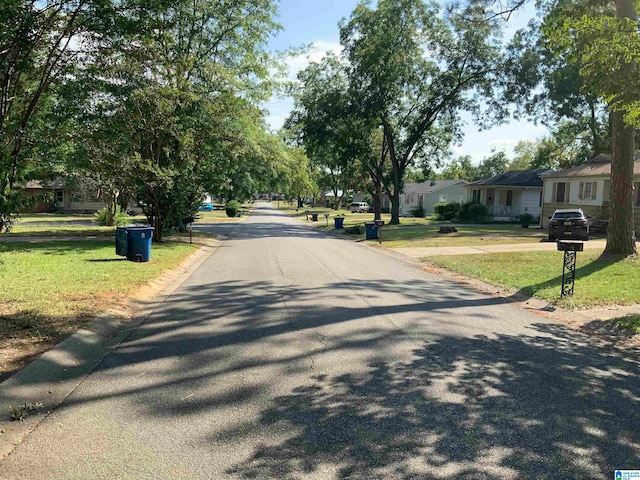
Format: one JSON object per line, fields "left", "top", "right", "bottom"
{"left": 1, "top": 203, "right": 639, "bottom": 479}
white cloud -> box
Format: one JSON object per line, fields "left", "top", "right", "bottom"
{"left": 284, "top": 40, "right": 343, "bottom": 81}
{"left": 487, "top": 138, "right": 520, "bottom": 151}
{"left": 265, "top": 39, "right": 343, "bottom": 131}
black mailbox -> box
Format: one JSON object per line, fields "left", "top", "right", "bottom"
{"left": 374, "top": 219, "right": 385, "bottom": 227}
{"left": 182, "top": 216, "right": 195, "bottom": 225}
{"left": 557, "top": 240, "right": 584, "bottom": 252}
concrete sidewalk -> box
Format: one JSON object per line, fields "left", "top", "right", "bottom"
{"left": 390, "top": 239, "right": 607, "bottom": 258}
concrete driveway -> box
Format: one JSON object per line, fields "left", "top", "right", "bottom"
{"left": 0, "top": 203, "right": 638, "bottom": 479}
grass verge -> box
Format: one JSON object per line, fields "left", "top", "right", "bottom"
{"left": 9, "top": 213, "right": 147, "bottom": 237}
{"left": 375, "top": 224, "right": 547, "bottom": 248}
{"left": 427, "top": 250, "right": 640, "bottom": 307}
{"left": 0, "top": 240, "right": 198, "bottom": 381}
{"left": 611, "top": 315, "right": 640, "bottom": 334}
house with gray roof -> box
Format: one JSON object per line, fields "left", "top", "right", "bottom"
{"left": 23, "top": 177, "right": 108, "bottom": 213}
{"left": 398, "top": 180, "right": 468, "bottom": 216}
{"left": 463, "top": 169, "right": 551, "bottom": 221}
{"left": 540, "top": 153, "right": 640, "bottom": 228}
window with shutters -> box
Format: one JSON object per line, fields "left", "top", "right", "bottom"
{"left": 578, "top": 181, "right": 597, "bottom": 201}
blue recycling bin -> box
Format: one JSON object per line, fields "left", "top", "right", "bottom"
{"left": 365, "top": 222, "right": 378, "bottom": 240}
{"left": 334, "top": 217, "right": 345, "bottom": 229}
{"left": 115, "top": 226, "right": 154, "bottom": 262}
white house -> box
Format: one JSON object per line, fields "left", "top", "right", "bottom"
{"left": 463, "top": 169, "right": 551, "bottom": 220}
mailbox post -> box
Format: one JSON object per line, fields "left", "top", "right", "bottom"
{"left": 182, "top": 216, "right": 195, "bottom": 244}
{"left": 374, "top": 219, "right": 385, "bottom": 244}
{"left": 324, "top": 212, "right": 330, "bottom": 227}
{"left": 557, "top": 240, "right": 583, "bottom": 297}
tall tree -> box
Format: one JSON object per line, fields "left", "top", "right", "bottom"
{"left": 340, "top": 0, "right": 505, "bottom": 224}
{"left": 0, "top": 0, "right": 106, "bottom": 231}
{"left": 542, "top": 0, "right": 638, "bottom": 255}
{"left": 286, "top": 54, "right": 366, "bottom": 210}
{"left": 471, "top": 0, "right": 638, "bottom": 256}
{"left": 72, "top": 0, "right": 281, "bottom": 240}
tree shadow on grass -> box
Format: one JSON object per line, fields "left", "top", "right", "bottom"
{"left": 0, "top": 240, "right": 112, "bottom": 255}
{"left": 85, "top": 258, "right": 128, "bottom": 263}
{"left": 229, "top": 323, "right": 640, "bottom": 479}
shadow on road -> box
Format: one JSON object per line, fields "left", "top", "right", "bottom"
{"left": 229, "top": 324, "right": 640, "bottom": 479}
{"left": 15, "top": 274, "right": 638, "bottom": 478}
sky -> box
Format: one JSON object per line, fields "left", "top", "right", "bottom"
{"left": 264, "top": 0, "right": 548, "bottom": 167}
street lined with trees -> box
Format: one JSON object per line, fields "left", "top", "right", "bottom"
{"left": 288, "top": 0, "right": 638, "bottom": 256}
{"left": 1, "top": 0, "right": 317, "bottom": 240}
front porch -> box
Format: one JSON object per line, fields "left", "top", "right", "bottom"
{"left": 470, "top": 187, "right": 542, "bottom": 221}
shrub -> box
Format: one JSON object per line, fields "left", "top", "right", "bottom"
{"left": 381, "top": 206, "right": 390, "bottom": 214}
{"left": 346, "top": 224, "right": 364, "bottom": 234}
{"left": 410, "top": 205, "right": 425, "bottom": 218}
{"left": 95, "top": 206, "right": 129, "bottom": 226}
{"left": 468, "top": 203, "right": 490, "bottom": 222}
{"left": 433, "top": 202, "right": 460, "bottom": 221}
{"left": 457, "top": 202, "right": 473, "bottom": 221}
{"left": 225, "top": 200, "right": 241, "bottom": 217}
{"left": 520, "top": 213, "right": 534, "bottom": 228}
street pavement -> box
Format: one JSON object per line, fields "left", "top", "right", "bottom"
{"left": 1, "top": 203, "right": 639, "bottom": 479}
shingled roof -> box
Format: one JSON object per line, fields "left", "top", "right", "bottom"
{"left": 403, "top": 179, "right": 467, "bottom": 194}
{"left": 541, "top": 153, "right": 640, "bottom": 178}
{"left": 466, "top": 169, "right": 551, "bottom": 188}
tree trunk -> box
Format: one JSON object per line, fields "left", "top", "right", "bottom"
{"left": 390, "top": 187, "right": 401, "bottom": 224}
{"left": 373, "top": 188, "right": 382, "bottom": 220}
{"left": 605, "top": 0, "right": 637, "bottom": 256}
{"left": 297, "top": 196, "right": 303, "bottom": 208}
{"left": 605, "top": 109, "right": 636, "bottom": 256}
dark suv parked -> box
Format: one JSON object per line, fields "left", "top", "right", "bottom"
{"left": 548, "top": 209, "right": 589, "bottom": 241}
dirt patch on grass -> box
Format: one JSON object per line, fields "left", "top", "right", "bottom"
{"left": 0, "top": 309, "right": 97, "bottom": 382}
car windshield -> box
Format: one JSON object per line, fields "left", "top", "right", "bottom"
{"left": 552, "top": 212, "right": 583, "bottom": 220}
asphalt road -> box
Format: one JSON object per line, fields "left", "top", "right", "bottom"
{"left": 2, "top": 203, "right": 639, "bottom": 479}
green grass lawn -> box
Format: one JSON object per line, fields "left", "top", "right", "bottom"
{"left": 427, "top": 250, "right": 640, "bottom": 307}
{"left": 0, "top": 240, "right": 198, "bottom": 379}
{"left": 9, "top": 213, "right": 147, "bottom": 236}
{"left": 377, "top": 224, "right": 547, "bottom": 248}
{"left": 612, "top": 315, "right": 640, "bottom": 333}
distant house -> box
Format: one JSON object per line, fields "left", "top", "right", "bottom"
{"left": 23, "top": 178, "right": 65, "bottom": 213}
{"left": 320, "top": 189, "right": 346, "bottom": 208}
{"left": 23, "top": 177, "right": 108, "bottom": 213}
{"left": 540, "top": 153, "right": 640, "bottom": 228}
{"left": 399, "top": 180, "right": 468, "bottom": 216}
{"left": 463, "top": 170, "right": 551, "bottom": 220}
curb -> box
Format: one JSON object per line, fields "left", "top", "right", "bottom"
{"left": 0, "top": 238, "right": 220, "bottom": 459}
